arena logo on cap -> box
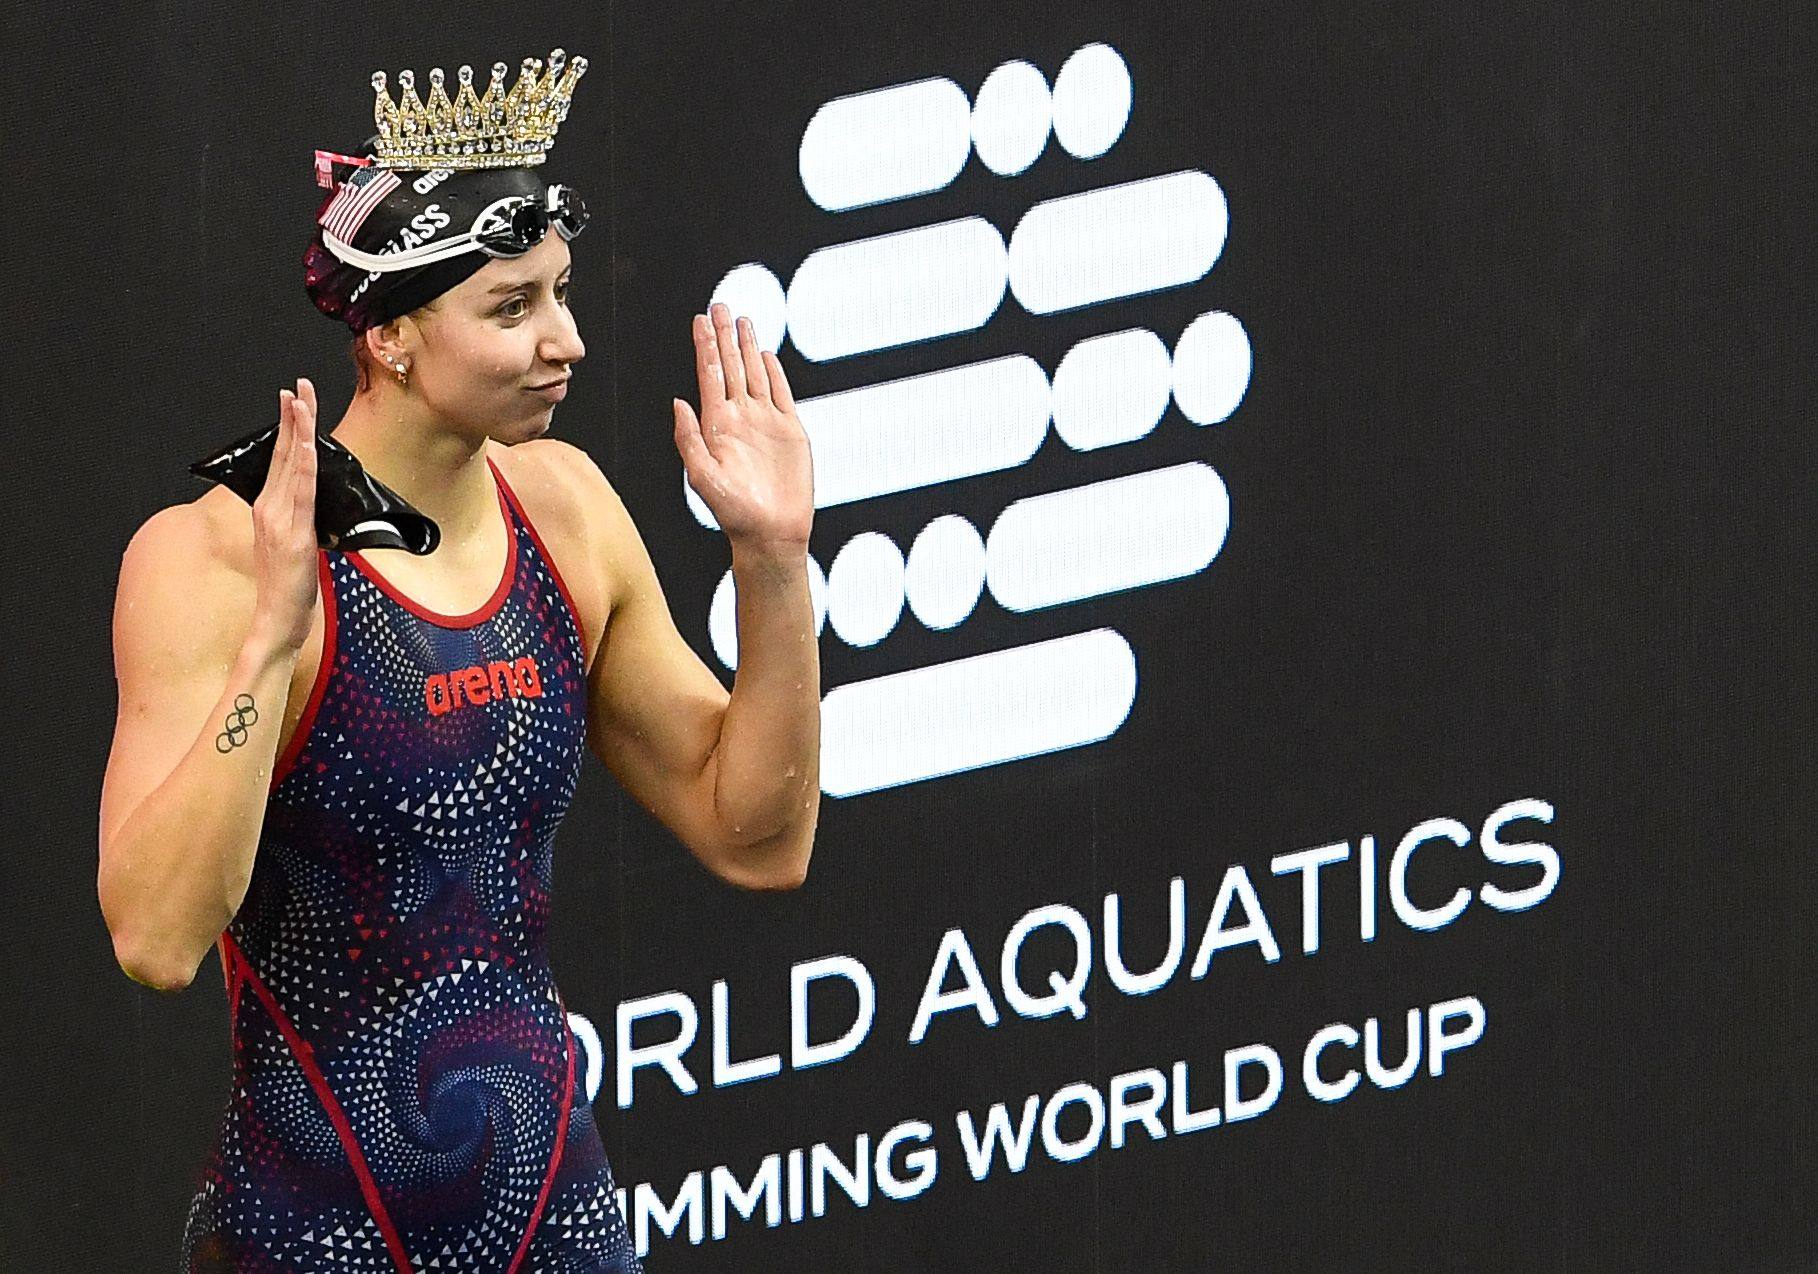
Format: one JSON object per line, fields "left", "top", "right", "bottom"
{"left": 413, "top": 167, "right": 455, "bottom": 195}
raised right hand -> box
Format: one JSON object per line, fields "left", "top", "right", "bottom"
{"left": 251, "top": 378, "right": 322, "bottom": 655}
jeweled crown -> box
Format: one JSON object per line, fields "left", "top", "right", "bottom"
{"left": 369, "top": 48, "right": 588, "bottom": 170}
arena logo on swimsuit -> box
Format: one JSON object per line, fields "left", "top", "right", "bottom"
{"left": 425, "top": 655, "right": 543, "bottom": 716}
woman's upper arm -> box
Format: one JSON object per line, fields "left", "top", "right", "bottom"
{"left": 99, "top": 507, "right": 253, "bottom": 859}
{"left": 546, "top": 443, "right": 743, "bottom": 879}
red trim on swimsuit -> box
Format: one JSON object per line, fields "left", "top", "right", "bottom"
{"left": 269, "top": 551, "right": 338, "bottom": 792}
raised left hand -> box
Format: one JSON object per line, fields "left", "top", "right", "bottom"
{"left": 672, "top": 301, "right": 814, "bottom": 552}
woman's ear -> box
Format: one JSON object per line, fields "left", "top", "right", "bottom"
{"left": 366, "top": 321, "right": 408, "bottom": 369}
{"left": 359, "top": 320, "right": 419, "bottom": 390}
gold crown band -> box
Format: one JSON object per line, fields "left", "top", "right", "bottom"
{"left": 370, "top": 48, "right": 588, "bottom": 170}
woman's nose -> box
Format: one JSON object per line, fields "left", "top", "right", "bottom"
{"left": 545, "top": 309, "right": 585, "bottom": 366}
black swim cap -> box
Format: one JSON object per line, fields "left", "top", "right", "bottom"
{"left": 303, "top": 143, "right": 555, "bottom": 333}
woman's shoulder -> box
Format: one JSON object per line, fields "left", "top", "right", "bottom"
{"left": 162, "top": 480, "right": 257, "bottom": 582}
{"left": 112, "top": 488, "right": 261, "bottom": 675}
{"left": 487, "top": 437, "right": 601, "bottom": 540}
{"left": 488, "top": 434, "right": 587, "bottom": 493}
{"left": 110, "top": 495, "right": 255, "bottom": 663}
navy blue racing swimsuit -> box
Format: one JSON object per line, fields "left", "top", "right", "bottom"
{"left": 181, "top": 455, "right": 642, "bottom": 1272}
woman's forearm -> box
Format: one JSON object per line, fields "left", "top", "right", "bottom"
{"left": 709, "top": 540, "right": 821, "bottom": 886}
{"left": 100, "top": 629, "right": 300, "bottom": 991}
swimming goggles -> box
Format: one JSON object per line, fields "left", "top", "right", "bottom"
{"left": 321, "top": 184, "right": 588, "bottom": 273}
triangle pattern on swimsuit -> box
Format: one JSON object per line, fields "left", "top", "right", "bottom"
{"left": 181, "top": 455, "right": 642, "bottom": 1273}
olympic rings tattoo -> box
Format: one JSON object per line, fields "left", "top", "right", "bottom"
{"left": 216, "top": 694, "right": 260, "bottom": 752}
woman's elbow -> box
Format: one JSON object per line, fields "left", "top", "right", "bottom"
{"left": 112, "top": 931, "right": 200, "bottom": 994}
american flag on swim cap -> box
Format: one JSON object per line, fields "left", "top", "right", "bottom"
{"left": 317, "top": 166, "right": 401, "bottom": 242}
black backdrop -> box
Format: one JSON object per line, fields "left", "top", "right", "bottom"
{"left": 1, "top": 1, "right": 1809, "bottom": 1270}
